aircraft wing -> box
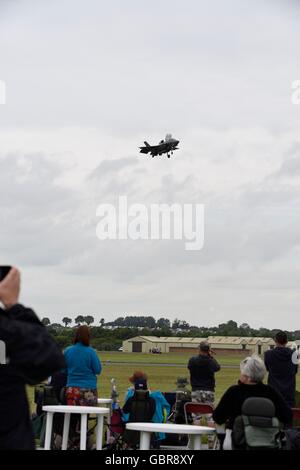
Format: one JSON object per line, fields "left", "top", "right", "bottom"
{"left": 139, "top": 144, "right": 161, "bottom": 155}
{"left": 139, "top": 146, "right": 151, "bottom": 154}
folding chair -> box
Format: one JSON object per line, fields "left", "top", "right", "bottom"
{"left": 292, "top": 408, "right": 300, "bottom": 427}
{"left": 184, "top": 402, "right": 214, "bottom": 424}
{"left": 184, "top": 402, "right": 219, "bottom": 450}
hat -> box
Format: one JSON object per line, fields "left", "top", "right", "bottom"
{"left": 134, "top": 378, "right": 148, "bottom": 390}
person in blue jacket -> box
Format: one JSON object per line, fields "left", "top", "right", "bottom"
{"left": 64, "top": 325, "right": 102, "bottom": 406}
{"left": 123, "top": 371, "right": 170, "bottom": 441}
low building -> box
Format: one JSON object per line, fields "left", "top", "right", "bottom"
{"left": 122, "top": 335, "right": 276, "bottom": 355}
{"left": 207, "top": 336, "right": 274, "bottom": 356}
{"left": 122, "top": 336, "right": 207, "bottom": 354}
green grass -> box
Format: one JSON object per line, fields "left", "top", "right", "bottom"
{"left": 27, "top": 351, "right": 300, "bottom": 412}
{"left": 99, "top": 351, "right": 243, "bottom": 366}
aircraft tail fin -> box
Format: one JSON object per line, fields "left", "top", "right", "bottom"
{"left": 144, "top": 141, "right": 150, "bottom": 147}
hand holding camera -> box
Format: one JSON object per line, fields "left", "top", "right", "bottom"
{"left": 0, "top": 266, "right": 21, "bottom": 309}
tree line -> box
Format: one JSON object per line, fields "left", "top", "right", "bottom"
{"left": 41, "top": 316, "right": 300, "bottom": 351}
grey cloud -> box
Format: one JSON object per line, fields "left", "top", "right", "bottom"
{"left": 275, "top": 156, "right": 300, "bottom": 178}
{"left": 90, "top": 157, "right": 137, "bottom": 178}
{"left": 0, "top": 1, "right": 300, "bottom": 328}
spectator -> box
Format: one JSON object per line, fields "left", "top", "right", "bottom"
{"left": 49, "top": 369, "right": 68, "bottom": 402}
{"left": 126, "top": 370, "right": 148, "bottom": 392}
{"left": 123, "top": 377, "right": 156, "bottom": 420}
{"left": 123, "top": 371, "right": 170, "bottom": 442}
{"left": 188, "top": 341, "right": 221, "bottom": 404}
{"left": 64, "top": 326, "right": 102, "bottom": 406}
{"left": 213, "top": 356, "right": 293, "bottom": 450}
{"left": 264, "top": 331, "right": 298, "bottom": 407}
{"left": 0, "top": 267, "right": 65, "bottom": 450}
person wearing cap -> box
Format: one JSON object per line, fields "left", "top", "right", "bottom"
{"left": 188, "top": 341, "right": 221, "bottom": 405}
{"left": 123, "top": 371, "right": 170, "bottom": 442}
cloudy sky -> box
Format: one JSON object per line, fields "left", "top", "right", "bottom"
{"left": 0, "top": 0, "right": 300, "bottom": 328}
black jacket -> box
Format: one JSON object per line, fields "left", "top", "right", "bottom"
{"left": 188, "top": 354, "right": 221, "bottom": 392}
{"left": 0, "top": 304, "right": 65, "bottom": 450}
{"left": 264, "top": 347, "right": 298, "bottom": 407}
{"left": 213, "top": 381, "right": 293, "bottom": 429}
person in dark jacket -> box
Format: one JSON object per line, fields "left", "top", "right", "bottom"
{"left": 0, "top": 267, "right": 65, "bottom": 450}
{"left": 213, "top": 355, "right": 292, "bottom": 449}
{"left": 188, "top": 341, "right": 221, "bottom": 404}
{"left": 264, "top": 331, "right": 298, "bottom": 407}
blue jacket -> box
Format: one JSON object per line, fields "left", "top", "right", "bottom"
{"left": 64, "top": 342, "right": 101, "bottom": 389}
{"left": 123, "top": 389, "right": 170, "bottom": 440}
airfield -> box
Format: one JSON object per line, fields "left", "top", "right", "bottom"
{"left": 27, "top": 351, "right": 300, "bottom": 409}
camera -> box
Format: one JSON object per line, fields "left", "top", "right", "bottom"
{"left": 0, "top": 266, "right": 11, "bottom": 282}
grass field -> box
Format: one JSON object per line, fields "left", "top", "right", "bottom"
{"left": 27, "top": 351, "right": 300, "bottom": 412}
{"left": 99, "top": 351, "right": 243, "bottom": 366}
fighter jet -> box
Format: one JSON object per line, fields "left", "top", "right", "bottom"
{"left": 139, "top": 134, "right": 180, "bottom": 158}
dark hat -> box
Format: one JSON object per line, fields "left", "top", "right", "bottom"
{"left": 134, "top": 378, "right": 148, "bottom": 390}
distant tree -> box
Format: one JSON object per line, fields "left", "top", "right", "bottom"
{"left": 240, "top": 323, "right": 251, "bottom": 330}
{"left": 179, "top": 320, "right": 190, "bottom": 330}
{"left": 239, "top": 323, "right": 251, "bottom": 336}
{"left": 218, "top": 320, "right": 239, "bottom": 336}
{"left": 258, "top": 327, "right": 272, "bottom": 337}
{"left": 107, "top": 316, "right": 157, "bottom": 329}
{"left": 229, "top": 320, "right": 238, "bottom": 327}
{"left": 85, "top": 315, "right": 94, "bottom": 326}
{"left": 75, "top": 315, "right": 84, "bottom": 326}
{"left": 111, "top": 317, "right": 125, "bottom": 327}
{"left": 156, "top": 318, "right": 171, "bottom": 329}
{"left": 171, "top": 319, "right": 190, "bottom": 330}
{"left": 42, "top": 317, "right": 51, "bottom": 326}
{"left": 62, "top": 317, "right": 72, "bottom": 327}
{"left": 51, "top": 323, "right": 63, "bottom": 330}
{"left": 143, "top": 316, "right": 156, "bottom": 329}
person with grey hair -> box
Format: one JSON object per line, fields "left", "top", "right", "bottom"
{"left": 213, "top": 355, "right": 292, "bottom": 445}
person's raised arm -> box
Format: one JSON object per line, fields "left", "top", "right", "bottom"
{"left": 0, "top": 268, "right": 65, "bottom": 384}
{"left": 210, "top": 356, "right": 221, "bottom": 372}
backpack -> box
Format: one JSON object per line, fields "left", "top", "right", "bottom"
{"left": 232, "top": 397, "right": 281, "bottom": 450}
{"left": 123, "top": 390, "right": 156, "bottom": 447}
